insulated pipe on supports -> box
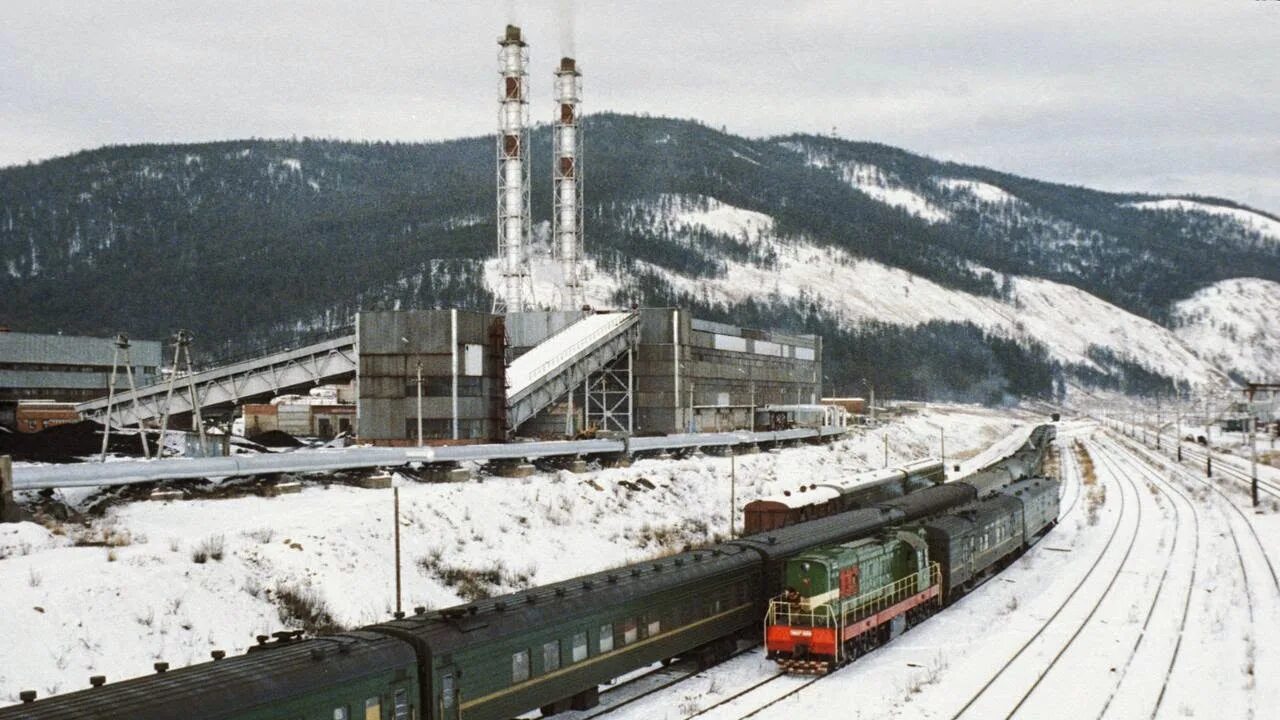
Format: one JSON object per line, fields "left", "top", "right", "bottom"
{"left": 552, "top": 56, "right": 584, "bottom": 310}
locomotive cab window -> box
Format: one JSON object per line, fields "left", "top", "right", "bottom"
{"left": 599, "top": 623, "right": 614, "bottom": 653}
{"left": 512, "top": 649, "right": 531, "bottom": 683}
{"left": 393, "top": 688, "right": 409, "bottom": 720}
{"left": 364, "top": 697, "right": 381, "bottom": 720}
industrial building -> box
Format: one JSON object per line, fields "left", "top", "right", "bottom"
{"left": 65, "top": 25, "right": 829, "bottom": 450}
{"left": 0, "top": 331, "right": 162, "bottom": 429}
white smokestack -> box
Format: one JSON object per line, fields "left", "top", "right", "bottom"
{"left": 552, "top": 56, "right": 583, "bottom": 310}
{"left": 496, "top": 24, "right": 534, "bottom": 313}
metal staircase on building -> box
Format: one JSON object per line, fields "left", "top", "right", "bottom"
{"left": 505, "top": 312, "right": 640, "bottom": 433}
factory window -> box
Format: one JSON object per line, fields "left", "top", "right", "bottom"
{"left": 572, "top": 631, "right": 588, "bottom": 662}
{"left": 599, "top": 623, "right": 614, "bottom": 653}
{"left": 512, "top": 649, "right": 530, "bottom": 683}
{"left": 456, "top": 376, "right": 483, "bottom": 396}
{"left": 363, "top": 697, "right": 380, "bottom": 720}
{"left": 622, "top": 618, "right": 638, "bottom": 645}
{"left": 543, "top": 639, "right": 561, "bottom": 672}
{"left": 333, "top": 708, "right": 348, "bottom": 720}
{"left": 464, "top": 344, "right": 484, "bottom": 376}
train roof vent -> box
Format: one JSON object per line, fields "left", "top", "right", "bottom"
{"left": 555, "top": 588, "right": 566, "bottom": 597}
{"left": 211, "top": 650, "right": 225, "bottom": 661}
{"left": 607, "top": 574, "right": 618, "bottom": 583}
{"left": 310, "top": 648, "right": 326, "bottom": 661}
{"left": 653, "top": 563, "right": 663, "bottom": 571}
{"left": 674, "top": 558, "right": 685, "bottom": 566}
{"left": 693, "top": 553, "right": 702, "bottom": 561}
{"left": 582, "top": 580, "right": 594, "bottom": 590}
{"left": 89, "top": 676, "right": 106, "bottom": 688}
{"left": 19, "top": 691, "right": 35, "bottom": 704}
{"left": 767, "top": 536, "right": 777, "bottom": 545}
{"left": 153, "top": 662, "right": 169, "bottom": 674}
{"left": 494, "top": 600, "right": 507, "bottom": 611}
{"left": 631, "top": 568, "right": 642, "bottom": 577}
{"left": 526, "top": 594, "right": 538, "bottom": 604}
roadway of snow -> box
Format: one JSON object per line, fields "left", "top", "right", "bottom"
{"left": 1126, "top": 199, "right": 1280, "bottom": 244}
{"left": 603, "top": 421, "right": 1280, "bottom": 719}
{"left": 623, "top": 197, "right": 1226, "bottom": 386}
{"left": 0, "top": 406, "right": 1038, "bottom": 706}
{"left": 1171, "top": 277, "right": 1280, "bottom": 380}
{"left": 506, "top": 312, "right": 634, "bottom": 396}
{"left": 933, "top": 177, "right": 1021, "bottom": 205}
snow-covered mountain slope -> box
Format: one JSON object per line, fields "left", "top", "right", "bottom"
{"left": 1127, "top": 199, "right": 1280, "bottom": 246}
{"left": 499, "top": 195, "right": 1271, "bottom": 387}
{"left": 1171, "top": 277, "right": 1280, "bottom": 380}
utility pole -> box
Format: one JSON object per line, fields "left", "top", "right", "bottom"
{"left": 883, "top": 432, "right": 889, "bottom": 469}
{"left": 729, "top": 452, "right": 737, "bottom": 539}
{"left": 939, "top": 427, "right": 946, "bottom": 476}
{"left": 1246, "top": 386, "right": 1258, "bottom": 507}
{"left": 1176, "top": 409, "right": 1182, "bottom": 462}
{"left": 416, "top": 360, "right": 424, "bottom": 448}
{"left": 1204, "top": 395, "right": 1213, "bottom": 478}
{"left": 393, "top": 485, "right": 403, "bottom": 618}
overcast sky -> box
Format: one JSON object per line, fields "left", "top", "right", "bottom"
{"left": 3, "top": 1, "right": 1278, "bottom": 212}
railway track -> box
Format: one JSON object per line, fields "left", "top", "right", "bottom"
{"left": 1171, "top": 442, "right": 1280, "bottom": 501}
{"left": 948, "top": 436, "right": 1142, "bottom": 720}
{"left": 1121, "top": 434, "right": 1280, "bottom": 595}
{"left": 1090, "top": 438, "right": 1198, "bottom": 719}
{"left": 1111, "top": 430, "right": 1278, "bottom": 718}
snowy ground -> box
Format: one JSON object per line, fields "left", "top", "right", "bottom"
{"left": 598, "top": 421, "right": 1279, "bottom": 719}
{"left": 0, "top": 404, "right": 1036, "bottom": 706}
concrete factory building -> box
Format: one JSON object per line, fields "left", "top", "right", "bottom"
{"left": 0, "top": 330, "right": 162, "bottom": 430}
{"left": 354, "top": 307, "right": 821, "bottom": 445}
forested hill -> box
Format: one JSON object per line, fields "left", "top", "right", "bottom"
{"left": 3, "top": 114, "right": 1278, "bottom": 401}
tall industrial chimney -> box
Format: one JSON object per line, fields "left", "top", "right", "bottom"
{"left": 496, "top": 25, "right": 533, "bottom": 313}
{"left": 552, "top": 57, "right": 583, "bottom": 310}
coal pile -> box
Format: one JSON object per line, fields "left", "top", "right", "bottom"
{"left": 247, "top": 430, "right": 304, "bottom": 448}
{"left": 0, "top": 421, "right": 150, "bottom": 463}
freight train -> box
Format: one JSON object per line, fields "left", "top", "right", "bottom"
{"left": 742, "top": 458, "right": 945, "bottom": 533}
{"left": 0, "top": 425, "right": 1056, "bottom": 720}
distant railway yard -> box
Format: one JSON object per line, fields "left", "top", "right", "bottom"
{"left": 2, "top": 407, "right": 1278, "bottom": 718}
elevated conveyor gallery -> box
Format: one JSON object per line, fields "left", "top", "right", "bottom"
{"left": 77, "top": 335, "right": 357, "bottom": 427}
{"left": 505, "top": 312, "right": 640, "bottom": 432}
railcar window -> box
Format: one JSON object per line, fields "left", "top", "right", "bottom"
{"left": 333, "top": 708, "right": 349, "bottom": 720}
{"left": 543, "top": 639, "right": 561, "bottom": 672}
{"left": 599, "top": 623, "right": 614, "bottom": 653}
{"left": 394, "top": 688, "right": 409, "bottom": 719}
{"left": 512, "top": 649, "right": 531, "bottom": 683}
{"left": 364, "top": 697, "right": 381, "bottom": 720}
{"left": 441, "top": 676, "right": 454, "bottom": 710}
{"left": 648, "top": 618, "right": 661, "bottom": 637}
{"left": 623, "top": 618, "right": 638, "bottom": 645}
{"left": 572, "top": 631, "right": 588, "bottom": 662}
